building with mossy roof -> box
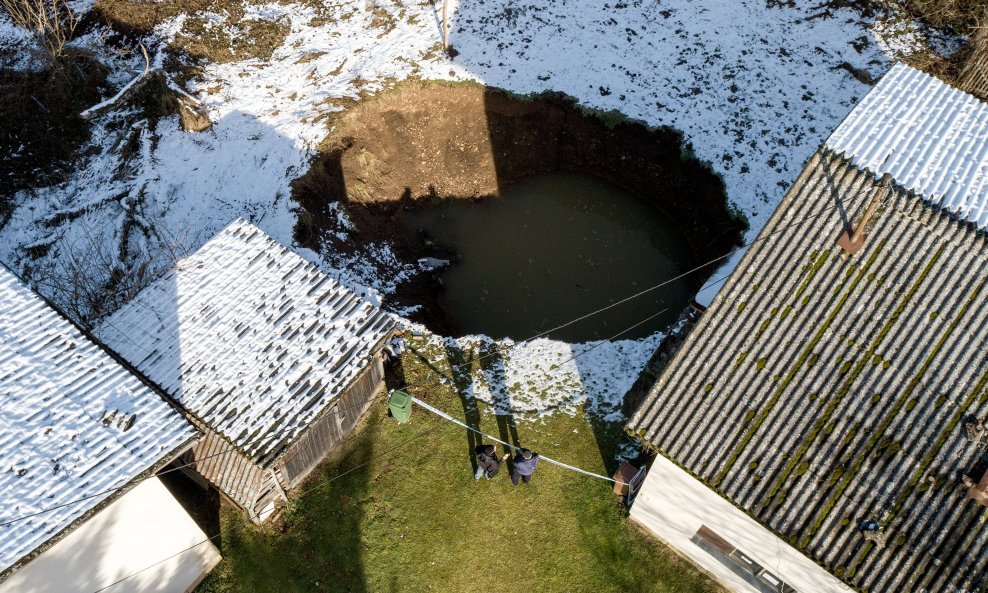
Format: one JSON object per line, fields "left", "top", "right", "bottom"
{"left": 627, "top": 63, "right": 988, "bottom": 593}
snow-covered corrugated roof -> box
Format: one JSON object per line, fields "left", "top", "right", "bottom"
{"left": 0, "top": 267, "right": 195, "bottom": 576}
{"left": 97, "top": 219, "right": 395, "bottom": 465}
{"left": 826, "top": 63, "right": 988, "bottom": 229}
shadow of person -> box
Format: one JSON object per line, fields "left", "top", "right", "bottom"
{"left": 443, "top": 340, "right": 484, "bottom": 474}
{"left": 478, "top": 338, "right": 520, "bottom": 471}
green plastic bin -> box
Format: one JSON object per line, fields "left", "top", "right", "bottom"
{"left": 388, "top": 390, "right": 413, "bottom": 423}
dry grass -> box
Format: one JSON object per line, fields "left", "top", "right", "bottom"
{"left": 173, "top": 14, "right": 290, "bottom": 64}
{"left": 93, "top": 0, "right": 219, "bottom": 35}
{"left": 0, "top": 0, "right": 79, "bottom": 64}
{"left": 900, "top": 0, "right": 988, "bottom": 34}
{"left": 93, "top": 0, "right": 290, "bottom": 64}
{"left": 902, "top": 35, "right": 974, "bottom": 79}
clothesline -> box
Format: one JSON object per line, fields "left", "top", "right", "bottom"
{"left": 409, "top": 395, "right": 620, "bottom": 484}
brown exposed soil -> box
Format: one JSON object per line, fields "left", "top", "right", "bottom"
{"left": 292, "top": 79, "right": 746, "bottom": 326}
{"left": 91, "top": 0, "right": 290, "bottom": 72}
{"left": 172, "top": 14, "right": 290, "bottom": 64}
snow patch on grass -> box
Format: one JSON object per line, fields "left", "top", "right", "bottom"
{"left": 416, "top": 331, "right": 663, "bottom": 422}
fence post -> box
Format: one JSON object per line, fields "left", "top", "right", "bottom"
{"left": 442, "top": 0, "right": 450, "bottom": 50}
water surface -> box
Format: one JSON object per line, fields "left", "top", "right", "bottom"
{"left": 401, "top": 172, "right": 694, "bottom": 342}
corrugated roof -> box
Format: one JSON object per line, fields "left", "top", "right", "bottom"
{"left": 629, "top": 150, "right": 988, "bottom": 593}
{"left": 825, "top": 63, "right": 988, "bottom": 229}
{"left": 97, "top": 219, "right": 395, "bottom": 465}
{"left": 0, "top": 266, "right": 195, "bottom": 576}
{"left": 693, "top": 246, "right": 748, "bottom": 310}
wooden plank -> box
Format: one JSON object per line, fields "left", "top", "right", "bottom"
{"left": 694, "top": 524, "right": 736, "bottom": 556}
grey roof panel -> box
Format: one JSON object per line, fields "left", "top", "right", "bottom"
{"left": 825, "top": 64, "right": 988, "bottom": 229}
{"left": 629, "top": 150, "right": 988, "bottom": 593}
{"left": 0, "top": 267, "right": 194, "bottom": 576}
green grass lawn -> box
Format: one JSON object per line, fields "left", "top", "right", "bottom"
{"left": 195, "top": 336, "right": 721, "bottom": 593}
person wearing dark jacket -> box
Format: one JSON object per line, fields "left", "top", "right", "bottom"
{"left": 475, "top": 444, "right": 509, "bottom": 480}
{"left": 511, "top": 449, "right": 539, "bottom": 486}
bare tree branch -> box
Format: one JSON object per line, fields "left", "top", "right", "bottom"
{"left": 80, "top": 42, "right": 152, "bottom": 119}
{"left": 0, "top": 0, "right": 78, "bottom": 64}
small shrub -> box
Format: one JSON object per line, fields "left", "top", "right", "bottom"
{"left": 1, "top": 0, "right": 80, "bottom": 64}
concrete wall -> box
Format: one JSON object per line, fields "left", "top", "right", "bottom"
{"left": 630, "top": 455, "right": 847, "bottom": 593}
{"left": 0, "top": 478, "right": 221, "bottom": 593}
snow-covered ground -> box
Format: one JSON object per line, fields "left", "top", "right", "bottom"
{"left": 413, "top": 330, "right": 666, "bottom": 422}
{"left": 0, "top": 0, "right": 952, "bottom": 420}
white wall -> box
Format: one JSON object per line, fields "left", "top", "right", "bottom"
{"left": 0, "top": 477, "right": 221, "bottom": 593}
{"left": 630, "top": 454, "right": 847, "bottom": 593}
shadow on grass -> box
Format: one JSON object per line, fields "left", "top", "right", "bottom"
{"left": 443, "top": 340, "right": 484, "bottom": 474}
{"left": 198, "top": 412, "right": 378, "bottom": 593}
{"left": 477, "top": 339, "right": 520, "bottom": 468}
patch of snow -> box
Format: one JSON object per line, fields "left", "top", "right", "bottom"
{"left": 420, "top": 331, "right": 663, "bottom": 421}
{"left": 80, "top": 63, "right": 149, "bottom": 119}
{"left": 243, "top": 2, "right": 292, "bottom": 21}
{"left": 1, "top": 0, "right": 898, "bottom": 301}
{"left": 694, "top": 246, "right": 749, "bottom": 310}
{"left": 0, "top": 0, "right": 937, "bottom": 422}
{"left": 417, "top": 257, "right": 449, "bottom": 271}
{"left": 870, "top": 17, "right": 927, "bottom": 58}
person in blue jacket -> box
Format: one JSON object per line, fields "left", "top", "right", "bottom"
{"left": 511, "top": 448, "right": 539, "bottom": 486}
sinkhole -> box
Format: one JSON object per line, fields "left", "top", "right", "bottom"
{"left": 293, "top": 80, "right": 746, "bottom": 342}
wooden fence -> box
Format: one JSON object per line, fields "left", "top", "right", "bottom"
{"left": 276, "top": 354, "right": 386, "bottom": 489}
{"left": 960, "top": 28, "right": 988, "bottom": 101}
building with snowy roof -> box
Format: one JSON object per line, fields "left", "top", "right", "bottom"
{"left": 626, "top": 63, "right": 988, "bottom": 593}
{"left": 0, "top": 265, "right": 219, "bottom": 593}
{"left": 97, "top": 219, "right": 396, "bottom": 521}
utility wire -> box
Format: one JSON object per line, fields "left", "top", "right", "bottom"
{"left": 82, "top": 306, "right": 672, "bottom": 591}
{"left": 74, "top": 193, "right": 854, "bottom": 590}
{"left": 293, "top": 413, "right": 446, "bottom": 500}
{"left": 384, "top": 195, "right": 858, "bottom": 476}
{"left": 412, "top": 397, "right": 617, "bottom": 482}
{"left": 394, "top": 191, "right": 844, "bottom": 388}
{"left": 91, "top": 534, "right": 222, "bottom": 593}
{"left": 87, "top": 418, "right": 444, "bottom": 593}
{"left": 406, "top": 308, "right": 671, "bottom": 484}
{"left": 4, "top": 195, "right": 842, "bottom": 528}
{"left": 490, "top": 195, "right": 845, "bottom": 345}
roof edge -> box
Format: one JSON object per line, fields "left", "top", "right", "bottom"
{"left": 255, "top": 321, "right": 397, "bottom": 469}
{"left": 0, "top": 433, "right": 198, "bottom": 583}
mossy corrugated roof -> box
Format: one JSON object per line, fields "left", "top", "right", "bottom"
{"left": 629, "top": 149, "right": 988, "bottom": 593}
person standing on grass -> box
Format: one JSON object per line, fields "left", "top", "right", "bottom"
{"left": 475, "top": 444, "right": 509, "bottom": 480}
{"left": 511, "top": 448, "right": 539, "bottom": 486}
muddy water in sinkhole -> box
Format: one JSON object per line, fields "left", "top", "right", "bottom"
{"left": 400, "top": 172, "right": 695, "bottom": 343}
